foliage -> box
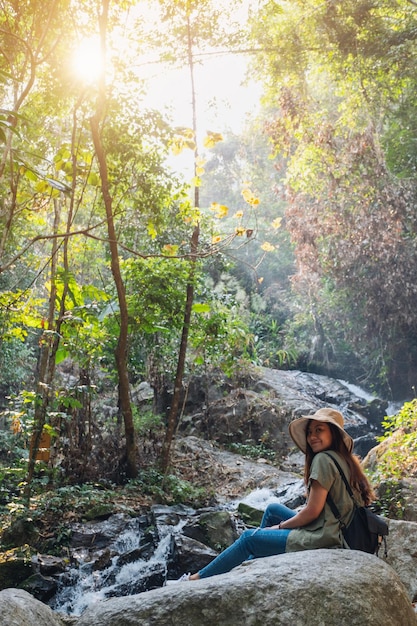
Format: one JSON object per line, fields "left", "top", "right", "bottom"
{"left": 227, "top": 440, "right": 277, "bottom": 463}
{"left": 249, "top": 0, "right": 417, "bottom": 397}
{"left": 377, "top": 399, "right": 417, "bottom": 479}
{"left": 127, "top": 470, "right": 208, "bottom": 507}
{"left": 366, "top": 399, "right": 417, "bottom": 518}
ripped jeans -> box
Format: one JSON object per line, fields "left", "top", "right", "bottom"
{"left": 198, "top": 502, "right": 296, "bottom": 579}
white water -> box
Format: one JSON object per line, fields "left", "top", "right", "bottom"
{"left": 51, "top": 517, "right": 184, "bottom": 617}
{"left": 238, "top": 482, "right": 304, "bottom": 512}
{"left": 337, "top": 379, "right": 377, "bottom": 403}
{"left": 338, "top": 378, "right": 404, "bottom": 417}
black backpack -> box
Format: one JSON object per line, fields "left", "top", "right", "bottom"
{"left": 324, "top": 452, "right": 388, "bottom": 556}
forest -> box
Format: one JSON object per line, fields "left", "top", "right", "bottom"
{"left": 1, "top": 0, "right": 417, "bottom": 506}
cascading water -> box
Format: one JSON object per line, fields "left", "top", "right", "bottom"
{"left": 49, "top": 514, "right": 187, "bottom": 617}
{"left": 48, "top": 487, "right": 303, "bottom": 618}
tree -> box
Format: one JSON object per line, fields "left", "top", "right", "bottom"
{"left": 249, "top": 0, "right": 417, "bottom": 396}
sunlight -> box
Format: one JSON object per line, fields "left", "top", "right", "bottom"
{"left": 71, "top": 36, "right": 104, "bottom": 84}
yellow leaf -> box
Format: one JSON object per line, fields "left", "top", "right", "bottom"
{"left": 11, "top": 415, "right": 23, "bottom": 434}
{"left": 147, "top": 222, "right": 157, "bottom": 239}
{"left": 261, "top": 241, "right": 275, "bottom": 252}
{"left": 241, "top": 188, "right": 260, "bottom": 206}
{"left": 185, "top": 139, "right": 196, "bottom": 150}
{"left": 203, "top": 130, "right": 223, "bottom": 149}
{"left": 174, "top": 126, "right": 194, "bottom": 138}
{"left": 258, "top": 277, "right": 264, "bottom": 284}
{"left": 163, "top": 244, "right": 179, "bottom": 256}
{"left": 209, "top": 202, "right": 229, "bottom": 218}
{"left": 171, "top": 140, "right": 183, "bottom": 155}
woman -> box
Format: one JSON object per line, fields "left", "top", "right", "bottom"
{"left": 178, "top": 407, "right": 375, "bottom": 581}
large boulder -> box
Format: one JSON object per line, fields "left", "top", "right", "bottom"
{"left": 179, "top": 368, "right": 387, "bottom": 459}
{"left": 0, "top": 588, "right": 65, "bottom": 626}
{"left": 386, "top": 519, "right": 417, "bottom": 601}
{"left": 76, "top": 550, "right": 416, "bottom": 626}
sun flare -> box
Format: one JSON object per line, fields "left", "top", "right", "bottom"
{"left": 71, "top": 37, "right": 104, "bottom": 84}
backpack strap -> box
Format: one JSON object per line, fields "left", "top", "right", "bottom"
{"left": 324, "top": 452, "right": 354, "bottom": 534}
{"left": 324, "top": 451, "right": 354, "bottom": 499}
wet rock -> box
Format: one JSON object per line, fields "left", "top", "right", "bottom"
{"left": 167, "top": 534, "right": 218, "bottom": 580}
{"left": 33, "top": 554, "right": 67, "bottom": 576}
{"left": 18, "top": 572, "right": 57, "bottom": 602}
{"left": 70, "top": 513, "right": 133, "bottom": 549}
{"left": 182, "top": 510, "right": 238, "bottom": 551}
{"left": 117, "top": 542, "right": 155, "bottom": 567}
{"left": 179, "top": 368, "right": 388, "bottom": 457}
{"left": 104, "top": 565, "right": 165, "bottom": 598}
{"left": 0, "top": 546, "right": 34, "bottom": 590}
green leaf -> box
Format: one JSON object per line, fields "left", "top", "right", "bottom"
{"left": 55, "top": 346, "right": 69, "bottom": 365}
{"left": 192, "top": 303, "right": 211, "bottom": 313}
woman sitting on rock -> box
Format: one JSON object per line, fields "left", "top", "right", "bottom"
{"left": 179, "top": 407, "right": 375, "bottom": 581}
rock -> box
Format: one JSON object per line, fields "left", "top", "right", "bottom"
{"left": 18, "top": 572, "right": 57, "bottom": 602}
{"left": 0, "top": 588, "right": 65, "bottom": 626}
{"left": 76, "top": 550, "right": 416, "bottom": 626}
{"left": 352, "top": 433, "right": 378, "bottom": 458}
{"left": 0, "top": 546, "right": 33, "bottom": 590}
{"left": 237, "top": 502, "right": 264, "bottom": 526}
{"left": 1, "top": 518, "right": 39, "bottom": 548}
{"left": 84, "top": 503, "right": 116, "bottom": 521}
{"left": 386, "top": 519, "right": 417, "bottom": 602}
{"left": 171, "top": 436, "right": 302, "bottom": 503}
{"left": 70, "top": 513, "right": 134, "bottom": 549}
{"left": 363, "top": 436, "right": 417, "bottom": 521}
{"left": 182, "top": 510, "right": 238, "bottom": 551}
{"left": 167, "top": 534, "right": 218, "bottom": 580}
{"left": 33, "top": 554, "right": 68, "bottom": 576}
{"left": 180, "top": 368, "right": 388, "bottom": 457}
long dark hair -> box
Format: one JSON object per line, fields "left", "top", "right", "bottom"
{"left": 304, "top": 422, "right": 375, "bottom": 506}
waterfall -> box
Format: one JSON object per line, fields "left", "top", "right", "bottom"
{"left": 49, "top": 515, "right": 185, "bottom": 617}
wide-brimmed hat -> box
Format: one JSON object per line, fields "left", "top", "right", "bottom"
{"left": 288, "top": 407, "right": 353, "bottom": 454}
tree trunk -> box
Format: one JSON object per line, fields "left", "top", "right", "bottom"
{"left": 160, "top": 15, "right": 200, "bottom": 472}
{"left": 90, "top": 0, "right": 137, "bottom": 479}
{"left": 25, "top": 198, "right": 64, "bottom": 503}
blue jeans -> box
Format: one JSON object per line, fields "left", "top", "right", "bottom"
{"left": 198, "top": 503, "right": 296, "bottom": 579}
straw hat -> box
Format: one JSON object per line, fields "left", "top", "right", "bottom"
{"left": 288, "top": 407, "right": 353, "bottom": 454}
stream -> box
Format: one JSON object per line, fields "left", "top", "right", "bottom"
{"left": 48, "top": 487, "right": 302, "bottom": 618}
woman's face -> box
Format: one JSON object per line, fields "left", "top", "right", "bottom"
{"left": 306, "top": 420, "right": 333, "bottom": 453}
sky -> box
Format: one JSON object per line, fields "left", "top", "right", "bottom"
{"left": 141, "top": 52, "right": 262, "bottom": 136}
{"left": 138, "top": 51, "right": 262, "bottom": 178}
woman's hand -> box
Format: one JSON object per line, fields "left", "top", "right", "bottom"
{"left": 277, "top": 479, "right": 328, "bottom": 530}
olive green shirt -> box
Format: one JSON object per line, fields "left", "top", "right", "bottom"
{"left": 286, "top": 451, "right": 363, "bottom": 552}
